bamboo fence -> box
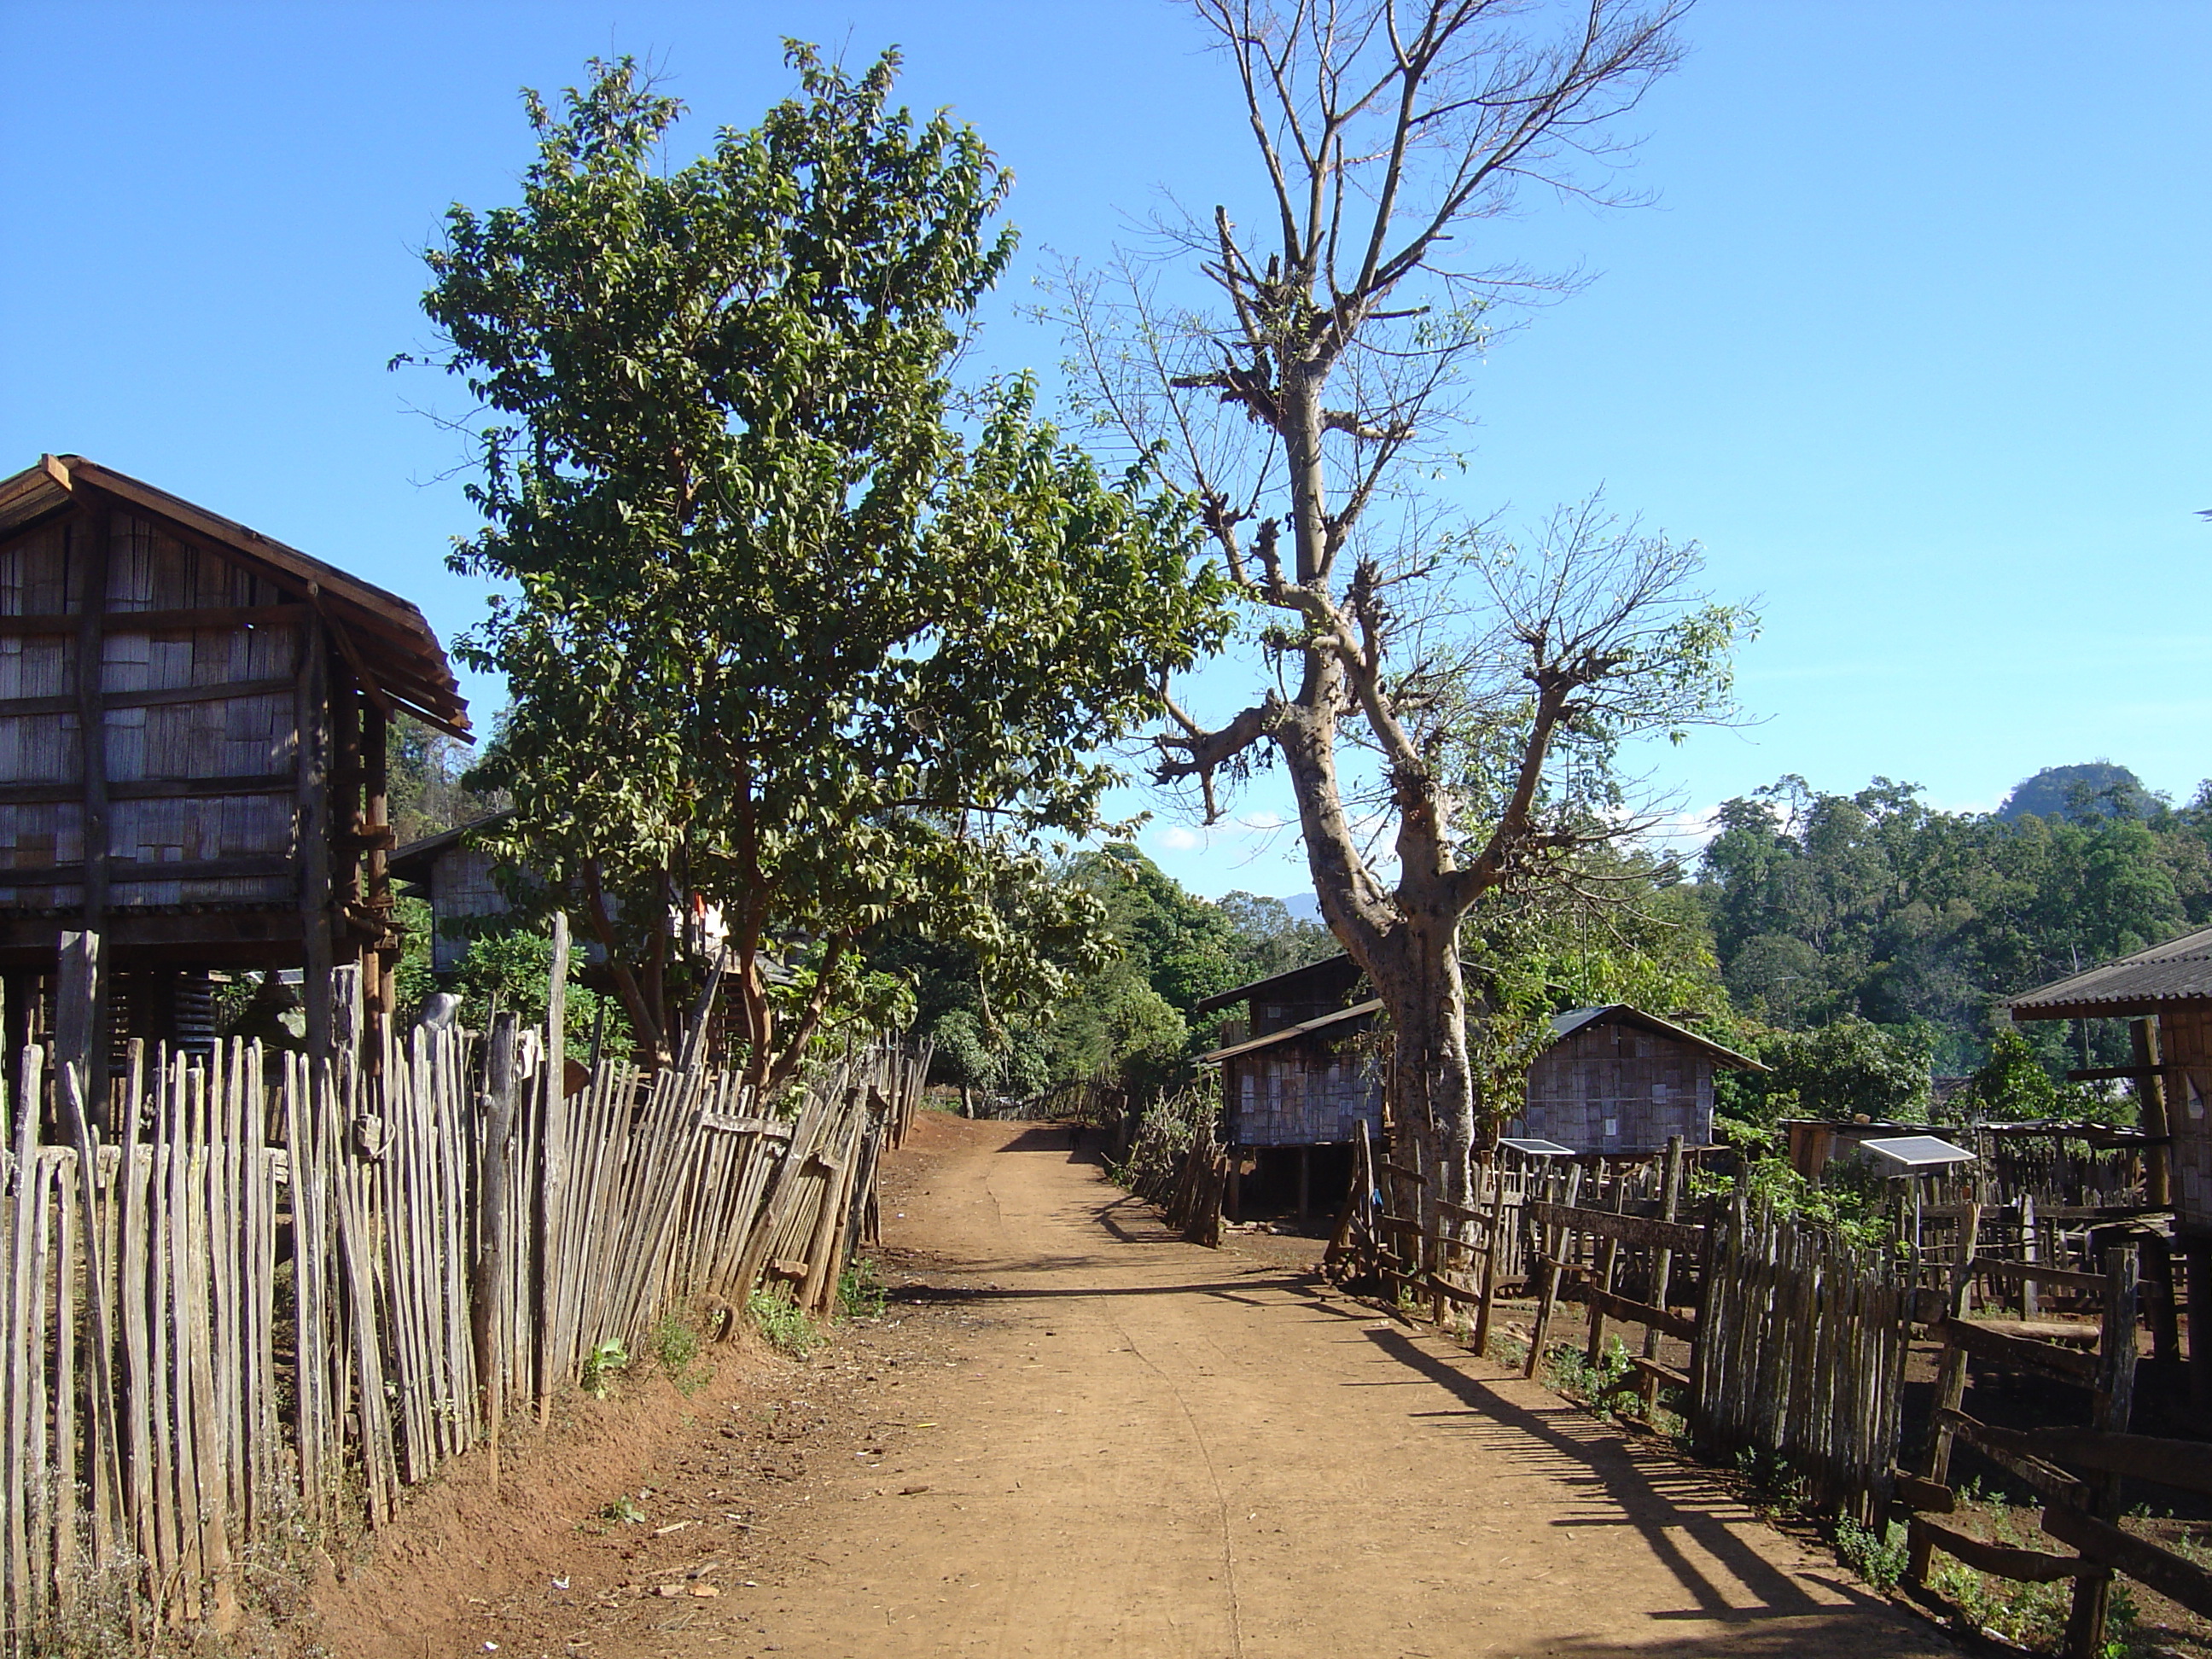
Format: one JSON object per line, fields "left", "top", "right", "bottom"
{"left": 0, "top": 982, "right": 926, "bottom": 1647}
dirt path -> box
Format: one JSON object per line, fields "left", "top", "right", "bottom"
{"left": 579, "top": 1113, "right": 1947, "bottom": 1659}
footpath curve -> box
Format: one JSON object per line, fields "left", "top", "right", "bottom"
{"left": 745, "top": 1115, "right": 1953, "bottom": 1658}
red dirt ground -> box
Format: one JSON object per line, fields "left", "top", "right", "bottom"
{"left": 313, "top": 1113, "right": 1959, "bottom": 1658}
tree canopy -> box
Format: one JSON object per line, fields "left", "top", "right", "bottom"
{"left": 416, "top": 49, "right": 1229, "bottom": 1080}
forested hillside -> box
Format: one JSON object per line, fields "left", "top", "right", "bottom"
{"left": 1693, "top": 769, "right": 2212, "bottom": 1076}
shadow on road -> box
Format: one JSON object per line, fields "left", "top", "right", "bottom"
{"left": 1358, "top": 1325, "right": 1928, "bottom": 1641}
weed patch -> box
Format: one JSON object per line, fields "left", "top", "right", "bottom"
{"left": 747, "top": 1288, "right": 821, "bottom": 1358}
{"left": 838, "top": 1256, "right": 888, "bottom": 1321}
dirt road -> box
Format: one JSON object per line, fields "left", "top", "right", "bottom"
{"left": 666, "top": 1114, "right": 1947, "bottom": 1659}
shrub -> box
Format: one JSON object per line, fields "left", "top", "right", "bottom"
{"left": 747, "top": 1288, "right": 820, "bottom": 1358}
{"left": 1833, "top": 1516, "right": 1907, "bottom": 1593}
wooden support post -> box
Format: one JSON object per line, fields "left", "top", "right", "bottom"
{"left": 472, "top": 1014, "right": 520, "bottom": 1491}
{"left": 2022, "top": 1194, "right": 2040, "bottom": 1320}
{"left": 2122, "top": 1017, "right": 2172, "bottom": 1208}
{"left": 2143, "top": 1231, "right": 2182, "bottom": 1365}
{"left": 1296, "top": 1145, "right": 1311, "bottom": 1223}
{"left": 295, "top": 622, "right": 334, "bottom": 1062}
{"left": 2189, "top": 1238, "right": 2212, "bottom": 1414}
{"left": 2062, "top": 1244, "right": 2139, "bottom": 1659}
{"left": 1473, "top": 1186, "right": 1502, "bottom": 1360}
{"left": 1645, "top": 1134, "right": 1685, "bottom": 1362}
{"left": 1587, "top": 1179, "right": 1627, "bottom": 1367}
{"left": 1226, "top": 1150, "right": 1241, "bottom": 1225}
{"left": 1523, "top": 1164, "right": 1580, "bottom": 1379}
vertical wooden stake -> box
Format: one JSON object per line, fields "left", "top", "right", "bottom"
{"left": 1645, "top": 1134, "right": 1685, "bottom": 1361}
{"left": 2063, "top": 1243, "right": 2139, "bottom": 1659}
{"left": 535, "top": 913, "right": 568, "bottom": 1426}
{"left": 472, "top": 1014, "right": 519, "bottom": 1493}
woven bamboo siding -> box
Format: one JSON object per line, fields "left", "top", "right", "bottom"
{"left": 2162, "top": 1006, "right": 2212, "bottom": 1234}
{"left": 1520, "top": 1022, "right": 1712, "bottom": 1154}
{"left": 429, "top": 847, "right": 508, "bottom": 971}
{"left": 1229, "top": 1049, "right": 1382, "bottom": 1146}
{"left": 0, "top": 512, "right": 300, "bottom": 911}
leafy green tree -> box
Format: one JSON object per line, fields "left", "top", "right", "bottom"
{"left": 416, "top": 50, "right": 1227, "bottom": 1083}
{"left": 1748, "top": 1015, "right": 1932, "bottom": 1125}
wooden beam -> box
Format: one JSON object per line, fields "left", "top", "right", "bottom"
{"left": 1975, "top": 1426, "right": 2212, "bottom": 1499}
{"left": 1552, "top": 1270, "right": 1700, "bottom": 1343}
{"left": 75, "top": 500, "right": 111, "bottom": 934}
{"left": 0, "top": 774, "right": 296, "bottom": 806}
{"left": 0, "top": 676, "right": 296, "bottom": 719}
{"left": 2042, "top": 1504, "right": 2212, "bottom": 1621}
{"left": 1975, "top": 1259, "right": 2111, "bottom": 1296}
{"left": 1935, "top": 1316, "right": 2101, "bottom": 1383}
{"left": 1908, "top": 1515, "right": 2085, "bottom": 1584}
{"left": 0, "top": 855, "right": 294, "bottom": 887}
{"left": 1936, "top": 1408, "right": 2096, "bottom": 1508}
{"left": 1526, "top": 1201, "right": 1707, "bottom": 1257}
{"left": 0, "top": 602, "right": 302, "bottom": 636}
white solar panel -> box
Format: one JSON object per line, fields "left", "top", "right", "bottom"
{"left": 1857, "top": 1135, "right": 1976, "bottom": 1170}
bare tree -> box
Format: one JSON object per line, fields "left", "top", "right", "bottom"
{"left": 1060, "top": 0, "right": 1749, "bottom": 1236}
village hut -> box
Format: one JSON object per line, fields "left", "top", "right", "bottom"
{"left": 1195, "top": 955, "right": 1380, "bottom": 1220}
{"left": 0, "top": 454, "right": 468, "bottom": 1075}
{"left": 2007, "top": 924, "right": 2212, "bottom": 1396}
{"left": 1512, "top": 1005, "right": 1764, "bottom": 1155}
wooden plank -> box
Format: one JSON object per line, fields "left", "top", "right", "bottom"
{"left": 1550, "top": 1262, "right": 1701, "bottom": 1343}
{"left": 0, "top": 675, "right": 295, "bottom": 719}
{"left": 1934, "top": 1315, "right": 2101, "bottom": 1382}
{"left": 1938, "top": 1409, "right": 2095, "bottom": 1508}
{"left": 1892, "top": 1470, "right": 1955, "bottom": 1513}
{"left": 1976, "top": 1258, "right": 2110, "bottom": 1296}
{"left": 2042, "top": 1503, "right": 2212, "bottom": 1621}
{"left": 76, "top": 499, "right": 112, "bottom": 937}
{"left": 1526, "top": 1201, "right": 1706, "bottom": 1256}
{"left": 1909, "top": 1515, "right": 2085, "bottom": 1583}
{"left": 1378, "top": 1162, "right": 1427, "bottom": 1186}
{"left": 0, "top": 853, "right": 294, "bottom": 884}
{"left": 0, "top": 603, "right": 301, "bottom": 636}
{"left": 1974, "top": 1428, "right": 2212, "bottom": 1498}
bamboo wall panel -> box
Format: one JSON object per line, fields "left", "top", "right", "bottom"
{"left": 1520, "top": 1022, "right": 1713, "bottom": 1153}
{"left": 0, "top": 513, "right": 304, "bottom": 910}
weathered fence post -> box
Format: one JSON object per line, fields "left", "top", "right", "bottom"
{"left": 472, "top": 1013, "right": 519, "bottom": 1490}
{"left": 534, "top": 914, "right": 568, "bottom": 1425}
{"left": 2062, "top": 1243, "right": 2141, "bottom": 1659}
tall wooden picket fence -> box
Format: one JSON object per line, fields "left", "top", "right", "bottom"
{"left": 1691, "top": 1201, "right": 1911, "bottom": 1524}
{"left": 0, "top": 1011, "right": 927, "bottom": 1647}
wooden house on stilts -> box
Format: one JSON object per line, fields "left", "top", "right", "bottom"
{"left": 0, "top": 455, "right": 469, "bottom": 1083}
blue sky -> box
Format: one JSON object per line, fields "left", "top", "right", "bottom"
{"left": 4, "top": 2, "right": 2205, "bottom": 900}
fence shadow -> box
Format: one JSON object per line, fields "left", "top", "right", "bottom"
{"left": 1357, "top": 1325, "right": 1897, "bottom": 1630}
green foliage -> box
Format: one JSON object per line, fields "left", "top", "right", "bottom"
{"left": 579, "top": 1337, "right": 629, "bottom": 1400}
{"left": 2000, "top": 761, "right": 2156, "bottom": 824}
{"left": 836, "top": 1257, "right": 888, "bottom": 1320}
{"left": 649, "top": 1313, "right": 707, "bottom": 1394}
{"left": 1832, "top": 1517, "right": 1908, "bottom": 1594}
{"left": 1691, "top": 1156, "right": 1895, "bottom": 1250}
{"left": 1544, "top": 1336, "right": 1641, "bottom": 1417}
{"left": 745, "top": 1288, "right": 820, "bottom": 1357}
{"left": 416, "top": 48, "right": 1228, "bottom": 1076}
{"left": 1753, "top": 1015, "right": 1932, "bottom": 1124}
{"left": 387, "top": 713, "right": 504, "bottom": 846}
{"left": 1697, "top": 772, "right": 2212, "bottom": 1075}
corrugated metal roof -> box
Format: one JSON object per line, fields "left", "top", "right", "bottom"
{"left": 2007, "top": 924, "right": 2212, "bottom": 1020}
{"left": 0, "top": 454, "right": 469, "bottom": 736}
{"left": 1197, "top": 998, "right": 1382, "bottom": 1065}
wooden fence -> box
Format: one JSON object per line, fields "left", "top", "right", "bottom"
{"left": 0, "top": 975, "right": 925, "bottom": 1647}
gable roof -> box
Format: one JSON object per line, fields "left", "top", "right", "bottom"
{"left": 1192, "top": 952, "right": 1363, "bottom": 1016}
{"left": 1547, "top": 1004, "right": 1767, "bottom": 1072}
{"left": 0, "top": 454, "right": 469, "bottom": 737}
{"left": 389, "top": 811, "right": 513, "bottom": 884}
{"left": 2006, "top": 924, "right": 2212, "bottom": 1022}
{"left": 1197, "top": 998, "right": 1382, "bottom": 1065}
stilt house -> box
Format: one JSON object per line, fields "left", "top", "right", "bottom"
{"left": 0, "top": 455, "right": 469, "bottom": 1068}
{"left": 1511, "top": 1005, "right": 1763, "bottom": 1155}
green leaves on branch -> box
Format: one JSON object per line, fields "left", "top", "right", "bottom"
{"left": 416, "top": 47, "right": 1228, "bottom": 1074}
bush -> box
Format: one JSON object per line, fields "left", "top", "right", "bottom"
{"left": 1833, "top": 1516, "right": 1907, "bottom": 1593}
{"left": 650, "top": 1313, "right": 707, "bottom": 1394}
{"left": 746, "top": 1288, "right": 820, "bottom": 1357}
{"left": 838, "top": 1256, "right": 888, "bottom": 1320}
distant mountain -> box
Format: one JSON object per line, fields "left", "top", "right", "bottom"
{"left": 1997, "top": 762, "right": 2156, "bottom": 823}
{"left": 1280, "top": 892, "right": 1324, "bottom": 921}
